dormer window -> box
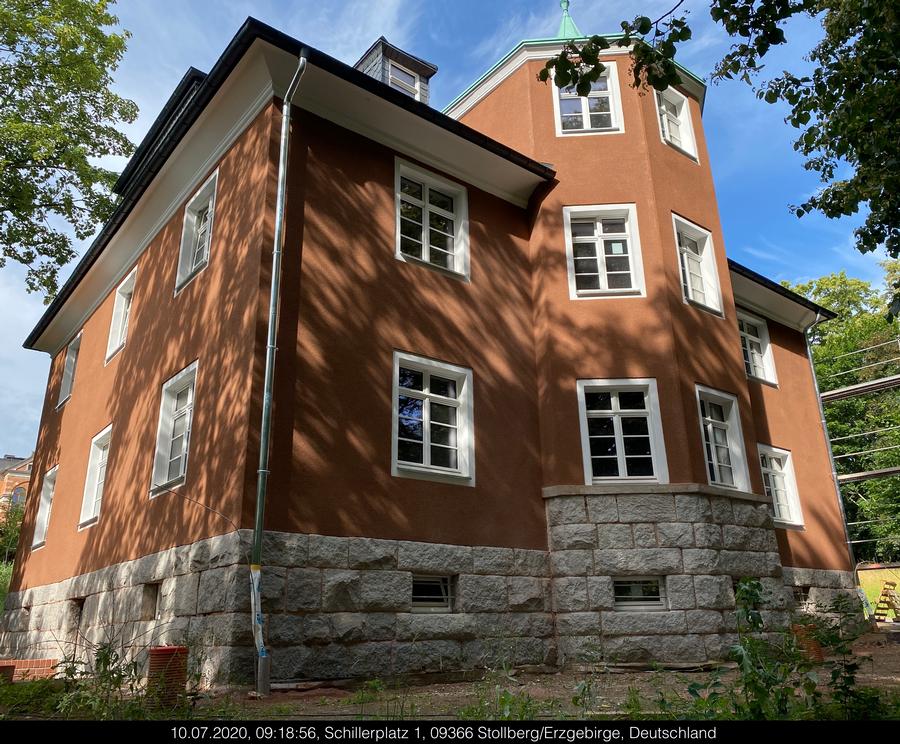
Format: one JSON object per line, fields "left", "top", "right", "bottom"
{"left": 552, "top": 62, "right": 623, "bottom": 136}
{"left": 389, "top": 61, "right": 420, "bottom": 100}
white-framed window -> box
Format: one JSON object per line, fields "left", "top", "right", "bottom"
{"left": 175, "top": 170, "right": 218, "bottom": 291}
{"left": 57, "top": 333, "right": 82, "bottom": 407}
{"left": 388, "top": 60, "right": 421, "bottom": 100}
{"left": 655, "top": 87, "right": 697, "bottom": 158}
{"left": 576, "top": 379, "right": 669, "bottom": 484}
{"left": 758, "top": 444, "right": 803, "bottom": 527}
{"left": 395, "top": 159, "right": 469, "bottom": 279}
{"left": 613, "top": 578, "right": 667, "bottom": 611}
{"left": 391, "top": 351, "right": 475, "bottom": 485}
{"left": 551, "top": 62, "right": 624, "bottom": 136}
{"left": 32, "top": 465, "right": 57, "bottom": 549}
{"left": 151, "top": 361, "right": 198, "bottom": 492}
{"left": 411, "top": 575, "right": 455, "bottom": 613}
{"left": 696, "top": 385, "right": 750, "bottom": 491}
{"left": 106, "top": 267, "right": 137, "bottom": 360}
{"left": 737, "top": 311, "right": 777, "bottom": 383}
{"left": 673, "top": 215, "right": 722, "bottom": 313}
{"left": 11, "top": 486, "right": 25, "bottom": 506}
{"left": 79, "top": 424, "right": 112, "bottom": 528}
{"left": 563, "top": 204, "right": 646, "bottom": 299}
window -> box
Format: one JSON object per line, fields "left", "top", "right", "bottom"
{"left": 552, "top": 63, "right": 623, "bottom": 136}
{"left": 106, "top": 268, "right": 137, "bottom": 359}
{"left": 141, "top": 583, "right": 161, "bottom": 621}
{"left": 395, "top": 160, "right": 469, "bottom": 278}
{"left": 79, "top": 424, "right": 112, "bottom": 527}
{"left": 57, "top": 333, "right": 82, "bottom": 406}
{"left": 792, "top": 586, "right": 811, "bottom": 609}
{"left": 737, "top": 311, "right": 777, "bottom": 383}
{"left": 576, "top": 379, "right": 668, "bottom": 484}
{"left": 32, "top": 465, "right": 57, "bottom": 549}
{"left": 696, "top": 385, "right": 750, "bottom": 491}
{"left": 655, "top": 88, "right": 697, "bottom": 158}
{"left": 11, "top": 487, "right": 25, "bottom": 506}
{"left": 673, "top": 215, "right": 721, "bottom": 313}
{"left": 563, "top": 204, "right": 645, "bottom": 298}
{"left": 388, "top": 60, "right": 420, "bottom": 100}
{"left": 412, "top": 575, "right": 455, "bottom": 613}
{"left": 176, "top": 170, "right": 218, "bottom": 290}
{"left": 613, "top": 578, "right": 667, "bottom": 611}
{"left": 151, "top": 362, "right": 198, "bottom": 492}
{"left": 391, "top": 351, "right": 475, "bottom": 484}
{"left": 758, "top": 444, "right": 803, "bottom": 527}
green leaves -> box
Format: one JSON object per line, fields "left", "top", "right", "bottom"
{"left": 0, "top": 0, "right": 138, "bottom": 300}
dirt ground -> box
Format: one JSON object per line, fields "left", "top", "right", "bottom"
{"left": 208, "top": 631, "right": 900, "bottom": 719}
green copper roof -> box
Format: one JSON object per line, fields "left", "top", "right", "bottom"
{"left": 557, "top": 0, "right": 583, "bottom": 39}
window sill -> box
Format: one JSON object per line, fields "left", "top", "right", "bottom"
{"left": 395, "top": 253, "right": 469, "bottom": 283}
{"left": 684, "top": 297, "right": 724, "bottom": 318}
{"left": 78, "top": 517, "right": 99, "bottom": 531}
{"left": 55, "top": 394, "right": 71, "bottom": 411}
{"left": 31, "top": 541, "right": 45, "bottom": 552}
{"left": 663, "top": 139, "right": 699, "bottom": 163}
{"left": 613, "top": 605, "right": 667, "bottom": 612}
{"left": 774, "top": 519, "right": 805, "bottom": 531}
{"left": 174, "top": 261, "right": 208, "bottom": 296}
{"left": 105, "top": 344, "right": 125, "bottom": 365}
{"left": 150, "top": 477, "right": 185, "bottom": 497}
{"left": 557, "top": 128, "right": 624, "bottom": 137}
{"left": 394, "top": 463, "right": 474, "bottom": 487}
{"left": 410, "top": 606, "right": 454, "bottom": 614}
{"left": 573, "top": 289, "right": 645, "bottom": 301}
{"left": 747, "top": 374, "right": 778, "bottom": 389}
{"left": 590, "top": 477, "right": 660, "bottom": 486}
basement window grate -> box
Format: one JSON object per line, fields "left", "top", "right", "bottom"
{"left": 613, "top": 577, "right": 667, "bottom": 611}
{"left": 411, "top": 575, "right": 455, "bottom": 613}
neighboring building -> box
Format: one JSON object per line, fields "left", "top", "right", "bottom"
{"left": 0, "top": 9, "right": 854, "bottom": 684}
{"left": 0, "top": 455, "right": 31, "bottom": 515}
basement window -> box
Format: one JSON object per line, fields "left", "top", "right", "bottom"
{"left": 613, "top": 578, "right": 667, "bottom": 611}
{"left": 141, "top": 583, "right": 161, "bottom": 621}
{"left": 175, "top": 170, "right": 218, "bottom": 291}
{"left": 792, "top": 586, "right": 811, "bottom": 610}
{"left": 411, "top": 575, "right": 455, "bottom": 613}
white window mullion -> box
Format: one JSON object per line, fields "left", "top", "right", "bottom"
{"left": 611, "top": 409, "right": 626, "bottom": 478}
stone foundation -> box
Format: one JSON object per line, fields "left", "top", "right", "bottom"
{"left": 0, "top": 487, "right": 857, "bottom": 684}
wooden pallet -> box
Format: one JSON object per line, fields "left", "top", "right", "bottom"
{"left": 873, "top": 581, "right": 900, "bottom": 622}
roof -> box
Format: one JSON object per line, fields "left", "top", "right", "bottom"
{"left": 557, "top": 1, "right": 583, "bottom": 39}
{"left": 25, "top": 17, "right": 555, "bottom": 352}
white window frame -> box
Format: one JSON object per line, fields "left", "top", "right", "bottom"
{"left": 394, "top": 158, "right": 470, "bottom": 280}
{"left": 388, "top": 60, "right": 421, "bottom": 100}
{"left": 411, "top": 575, "right": 455, "bottom": 613}
{"left": 32, "top": 465, "right": 57, "bottom": 549}
{"left": 150, "top": 361, "right": 199, "bottom": 494}
{"left": 175, "top": 170, "right": 218, "bottom": 292}
{"left": 613, "top": 577, "right": 668, "bottom": 611}
{"left": 673, "top": 214, "right": 722, "bottom": 314}
{"left": 576, "top": 378, "right": 669, "bottom": 485}
{"left": 563, "top": 204, "right": 646, "bottom": 300}
{"left": 695, "top": 385, "right": 751, "bottom": 492}
{"left": 391, "top": 351, "right": 475, "bottom": 486}
{"left": 57, "top": 332, "right": 82, "bottom": 408}
{"left": 79, "top": 424, "right": 113, "bottom": 529}
{"left": 551, "top": 61, "right": 625, "bottom": 137}
{"left": 654, "top": 87, "right": 698, "bottom": 159}
{"left": 106, "top": 267, "right": 137, "bottom": 361}
{"left": 758, "top": 443, "right": 804, "bottom": 528}
{"left": 737, "top": 310, "right": 777, "bottom": 384}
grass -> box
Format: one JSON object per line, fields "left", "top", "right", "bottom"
{"left": 0, "top": 562, "right": 12, "bottom": 608}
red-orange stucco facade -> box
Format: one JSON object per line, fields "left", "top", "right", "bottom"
{"left": 0, "top": 21, "right": 854, "bottom": 683}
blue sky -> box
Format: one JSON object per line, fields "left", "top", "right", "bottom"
{"left": 0, "top": 0, "right": 884, "bottom": 458}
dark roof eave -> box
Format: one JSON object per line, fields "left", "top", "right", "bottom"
{"left": 728, "top": 258, "right": 837, "bottom": 322}
{"left": 24, "top": 17, "right": 554, "bottom": 351}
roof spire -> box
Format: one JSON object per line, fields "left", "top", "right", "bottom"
{"left": 556, "top": 0, "right": 583, "bottom": 39}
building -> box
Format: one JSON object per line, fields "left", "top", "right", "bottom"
{"left": 0, "top": 455, "right": 31, "bottom": 516}
{"left": 0, "top": 8, "right": 854, "bottom": 684}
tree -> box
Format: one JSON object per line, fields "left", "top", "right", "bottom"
{"left": 1, "top": 502, "right": 23, "bottom": 563}
{"left": 0, "top": 0, "right": 138, "bottom": 300}
{"left": 541, "top": 1, "right": 899, "bottom": 295}
{"left": 787, "top": 265, "right": 900, "bottom": 561}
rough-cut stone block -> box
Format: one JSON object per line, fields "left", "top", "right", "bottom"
{"left": 682, "top": 549, "right": 720, "bottom": 574}
{"left": 270, "top": 645, "right": 313, "bottom": 680}
{"left": 760, "top": 610, "right": 790, "bottom": 631}
{"left": 693, "top": 575, "right": 734, "bottom": 609}
{"left": 490, "top": 612, "right": 555, "bottom": 639}
{"left": 694, "top": 523, "right": 723, "bottom": 548}
{"left": 261, "top": 567, "right": 286, "bottom": 612}
{"left": 557, "top": 635, "right": 607, "bottom": 664}
{"left": 704, "top": 633, "right": 739, "bottom": 660}
{"left": 602, "top": 610, "right": 687, "bottom": 636}
{"left": 550, "top": 550, "right": 593, "bottom": 577}
{"left": 397, "top": 542, "right": 473, "bottom": 574}
{"left": 396, "top": 613, "right": 473, "bottom": 641}
{"left": 719, "top": 550, "right": 780, "bottom": 578}
{"left": 507, "top": 577, "right": 544, "bottom": 611}
{"left": 616, "top": 494, "right": 676, "bottom": 523}
{"left": 457, "top": 575, "right": 507, "bottom": 612}
{"left": 666, "top": 575, "right": 696, "bottom": 610}
{"left": 602, "top": 634, "right": 707, "bottom": 663}
{"left": 308, "top": 536, "right": 349, "bottom": 568}
{"left": 321, "top": 570, "right": 361, "bottom": 612}
{"left": 631, "top": 524, "right": 658, "bottom": 548}
{"left": 581, "top": 495, "right": 616, "bottom": 524}
{"left": 348, "top": 538, "right": 397, "bottom": 570}
{"left": 546, "top": 496, "right": 587, "bottom": 525}
{"left": 151, "top": 616, "right": 190, "bottom": 646}
{"left": 550, "top": 524, "right": 597, "bottom": 551}
{"left": 722, "top": 525, "right": 774, "bottom": 552}
{"left": 675, "top": 494, "right": 712, "bottom": 522}
{"left": 733, "top": 502, "right": 772, "bottom": 528}
{"left": 759, "top": 578, "right": 793, "bottom": 610}
{"left": 358, "top": 571, "right": 412, "bottom": 612}
{"left": 190, "top": 612, "right": 254, "bottom": 646}
{"left": 284, "top": 568, "right": 321, "bottom": 612}
{"left": 552, "top": 577, "right": 588, "bottom": 612}
{"left": 556, "top": 612, "right": 602, "bottom": 637}
{"left": 329, "top": 613, "right": 396, "bottom": 643}
{"left": 159, "top": 573, "right": 199, "bottom": 617}
{"left": 685, "top": 609, "right": 724, "bottom": 633}
{"left": 587, "top": 576, "right": 615, "bottom": 610}
{"left": 593, "top": 548, "right": 682, "bottom": 575}
{"left": 197, "top": 565, "right": 250, "bottom": 614}
{"left": 262, "top": 531, "right": 308, "bottom": 567}
{"left": 596, "top": 524, "right": 633, "bottom": 549}
{"left": 472, "top": 547, "right": 515, "bottom": 575}
{"left": 394, "top": 640, "right": 461, "bottom": 674}
{"left": 657, "top": 523, "right": 695, "bottom": 548}
{"left": 710, "top": 497, "right": 734, "bottom": 524}
{"left": 268, "top": 613, "right": 331, "bottom": 646}
{"left": 512, "top": 550, "right": 549, "bottom": 577}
